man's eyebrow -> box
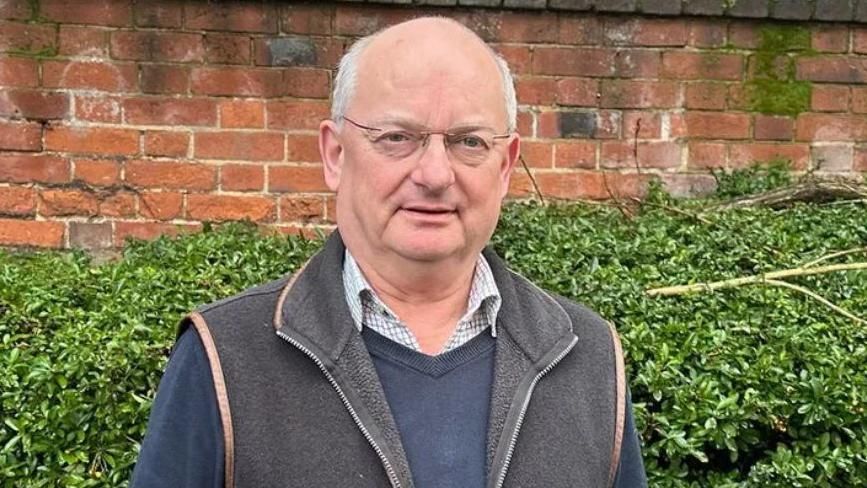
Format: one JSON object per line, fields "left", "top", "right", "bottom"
{"left": 373, "top": 116, "right": 497, "bottom": 132}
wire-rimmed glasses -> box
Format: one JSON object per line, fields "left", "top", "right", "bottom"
{"left": 341, "top": 116, "right": 511, "bottom": 167}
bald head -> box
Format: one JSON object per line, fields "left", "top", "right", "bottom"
{"left": 331, "top": 17, "right": 517, "bottom": 132}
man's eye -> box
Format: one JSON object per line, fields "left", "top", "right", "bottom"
{"left": 378, "top": 132, "right": 413, "bottom": 143}
{"left": 455, "top": 135, "right": 488, "bottom": 150}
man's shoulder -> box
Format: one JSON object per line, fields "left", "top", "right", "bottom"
{"left": 192, "top": 274, "right": 293, "bottom": 325}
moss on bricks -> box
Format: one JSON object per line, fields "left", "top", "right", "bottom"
{"left": 745, "top": 24, "right": 813, "bottom": 117}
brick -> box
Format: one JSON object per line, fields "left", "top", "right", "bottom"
{"left": 797, "top": 57, "right": 867, "bottom": 84}
{"left": 683, "top": 0, "right": 724, "bottom": 15}
{"left": 0, "top": 2, "right": 32, "bottom": 19}
{"left": 0, "top": 121, "right": 41, "bottom": 151}
{"left": 73, "top": 158, "right": 119, "bottom": 186}
{"left": 557, "top": 15, "right": 601, "bottom": 45}
{"left": 41, "top": 0, "right": 131, "bottom": 26}
{"left": 536, "top": 171, "right": 648, "bottom": 200}
{"left": 0, "top": 187, "right": 35, "bottom": 216}
{"left": 811, "top": 144, "right": 853, "bottom": 171}
{"left": 728, "top": 23, "right": 760, "bottom": 49}
{"left": 493, "top": 45, "right": 531, "bottom": 75}
{"left": 0, "top": 19, "right": 56, "bottom": 54}
{"left": 601, "top": 141, "right": 681, "bottom": 169}
{"left": 730, "top": 143, "right": 810, "bottom": 169}
{"left": 45, "top": 126, "right": 138, "bottom": 155}
{"left": 284, "top": 68, "right": 331, "bottom": 98}
{"left": 42, "top": 60, "right": 137, "bottom": 92}
{"left": 622, "top": 111, "right": 662, "bottom": 139}
{"left": 134, "top": 1, "right": 182, "bottom": 28}
{"left": 195, "top": 131, "right": 284, "bottom": 161}
{"left": 603, "top": 18, "right": 687, "bottom": 47}
{"left": 815, "top": 0, "right": 853, "bottom": 21}
{"left": 58, "top": 25, "right": 108, "bottom": 57}
{"left": 517, "top": 111, "right": 533, "bottom": 136}
{"left": 772, "top": 0, "right": 813, "bottom": 19}
{"left": 811, "top": 85, "right": 850, "bottom": 112}
{"left": 0, "top": 57, "right": 38, "bottom": 87}
{"left": 124, "top": 97, "right": 217, "bottom": 126}
{"left": 220, "top": 100, "right": 265, "bottom": 129}
{"left": 728, "top": 0, "right": 769, "bottom": 17}
{"left": 69, "top": 222, "right": 112, "bottom": 249}
{"left": 754, "top": 115, "right": 794, "bottom": 141}
{"left": 688, "top": 20, "right": 727, "bottom": 48}
{"left": 533, "top": 47, "right": 615, "bottom": 77}
{"left": 115, "top": 222, "right": 200, "bottom": 246}
{"left": 554, "top": 141, "right": 595, "bottom": 169}
{"left": 281, "top": 4, "right": 333, "bottom": 35}
{"left": 669, "top": 112, "right": 689, "bottom": 139}
{"left": 110, "top": 31, "right": 203, "bottom": 63}
{"left": 204, "top": 34, "right": 251, "bottom": 65}
{"left": 856, "top": 29, "right": 867, "bottom": 54}
{"left": 537, "top": 111, "right": 558, "bottom": 138}
{"left": 187, "top": 194, "right": 276, "bottom": 222}
{"left": 0, "top": 154, "right": 69, "bottom": 183}
{"left": 266, "top": 100, "right": 328, "bottom": 130}
{"left": 140, "top": 191, "right": 184, "bottom": 220}
{"left": 268, "top": 165, "right": 328, "bottom": 192}
{"left": 613, "top": 49, "right": 661, "bottom": 78}
{"left": 796, "top": 114, "right": 867, "bottom": 141}
{"left": 221, "top": 164, "right": 265, "bottom": 191}
{"left": 688, "top": 142, "right": 727, "bottom": 169}
{"left": 39, "top": 189, "right": 98, "bottom": 216}
{"left": 662, "top": 52, "right": 743, "bottom": 81}
{"left": 595, "top": 110, "right": 621, "bottom": 139}
{"left": 333, "top": 6, "right": 416, "bottom": 36}
{"left": 686, "top": 112, "right": 751, "bottom": 139}
{"left": 516, "top": 77, "right": 557, "bottom": 106}
{"left": 599, "top": 80, "right": 679, "bottom": 109}
{"left": 811, "top": 26, "right": 849, "bottom": 53}
{"left": 854, "top": 146, "right": 867, "bottom": 171}
{"left": 496, "top": 11, "right": 558, "bottom": 43}
{"left": 686, "top": 82, "right": 728, "bottom": 110}
{"left": 279, "top": 195, "right": 324, "bottom": 222}
{"left": 660, "top": 173, "right": 718, "bottom": 197}
{"left": 74, "top": 95, "right": 121, "bottom": 123}
{"left": 143, "top": 130, "right": 189, "bottom": 157}
{"left": 287, "top": 135, "right": 321, "bottom": 162}
{"left": 254, "top": 36, "right": 325, "bottom": 67}
{"left": 0, "top": 90, "right": 68, "bottom": 120}
{"left": 0, "top": 219, "right": 64, "bottom": 247}
{"left": 853, "top": 87, "right": 867, "bottom": 113}
{"left": 726, "top": 84, "right": 752, "bottom": 111}
{"left": 559, "top": 111, "right": 597, "bottom": 138}
{"left": 140, "top": 64, "right": 189, "bottom": 94}
{"left": 98, "top": 190, "right": 136, "bottom": 218}
{"left": 191, "top": 67, "right": 283, "bottom": 97}
{"left": 555, "top": 78, "right": 598, "bottom": 107}
{"left": 520, "top": 140, "right": 554, "bottom": 168}
{"left": 185, "top": 3, "right": 277, "bottom": 33}
{"left": 126, "top": 160, "right": 215, "bottom": 190}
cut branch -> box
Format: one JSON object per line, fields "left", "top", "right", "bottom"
{"left": 763, "top": 279, "right": 867, "bottom": 325}
{"left": 713, "top": 177, "right": 867, "bottom": 210}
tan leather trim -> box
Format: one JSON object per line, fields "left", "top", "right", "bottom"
{"left": 606, "top": 321, "right": 626, "bottom": 488}
{"left": 272, "top": 260, "right": 311, "bottom": 330}
{"left": 188, "top": 312, "right": 235, "bottom": 488}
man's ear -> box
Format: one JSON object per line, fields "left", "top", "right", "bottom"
{"left": 499, "top": 134, "right": 521, "bottom": 199}
{"left": 319, "top": 119, "right": 343, "bottom": 192}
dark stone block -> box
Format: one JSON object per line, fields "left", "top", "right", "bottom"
{"left": 728, "top": 0, "right": 770, "bottom": 17}
{"left": 503, "top": 0, "right": 547, "bottom": 7}
{"left": 264, "top": 36, "right": 316, "bottom": 67}
{"left": 419, "top": 0, "right": 458, "bottom": 4}
{"left": 559, "top": 111, "right": 597, "bottom": 138}
{"left": 641, "top": 0, "right": 683, "bottom": 15}
{"left": 547, "top": 0, "right": 593, "bottom": 10}
{"left": 69, "top": 222, "right": 112, "bottom": 249}
{"left": 772, "top": 0, "right": 814, "bottom": 20}
{"left": 595, "top": 0, "right": 638, "bottom": 12}
{"left": 815, "top": 0, "right": 854, "bottom": 20}
{"left": 683, "top": 0, "right": 725, "bottom": 15}
{"left": 855, "top": 0, "right": 867, "bottom": 21}
{"left": 457, "top": 0, "right": 503, "bottom": 6}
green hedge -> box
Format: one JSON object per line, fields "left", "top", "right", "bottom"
{"left": 2, "top": 192, "right": 866, "bottom": 486}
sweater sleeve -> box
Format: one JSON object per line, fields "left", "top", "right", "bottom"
{"left": 130, "top": 327, "right": 225, "bottom": 488}
{"left": 613, "top": 390, "right": 648, "bottom": 487}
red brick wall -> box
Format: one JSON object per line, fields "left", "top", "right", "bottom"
{"left": 1, "top": 1, "right": 866, "bottom": 249}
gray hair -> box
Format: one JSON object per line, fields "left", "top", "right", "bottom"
{"left": 330, "top": 19, "right": 518, "bottom": 133}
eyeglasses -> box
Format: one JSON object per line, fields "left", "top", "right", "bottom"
{"left": 341, "top": 116, "right": 511, "bottom": 167}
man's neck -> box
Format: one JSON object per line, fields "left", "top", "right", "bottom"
{"left": 350, "top": 250, "right": 477, "bottom": 355}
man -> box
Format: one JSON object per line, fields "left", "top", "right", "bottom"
{"left": 131, "top": 17, "right": 646, "bottom": 488}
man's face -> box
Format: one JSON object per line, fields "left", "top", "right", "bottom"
{"left": 320, "top": 22, "right": 520, "bottom": 267}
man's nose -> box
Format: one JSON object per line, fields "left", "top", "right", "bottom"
{"left": 409, "top": 134, "right": 455, "bottom": 192}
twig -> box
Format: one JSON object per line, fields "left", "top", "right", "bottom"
{"left": 630, "top": 197, "right": 713, "bottom": 224}
{"left": 518, "top": 154, "right": 545, "bottom": 205}
{"left": 646, "top": 262, "right": 867, "bottom": 296}
{"left": 801, "top": 247, "right": 867, "bottom": 269}
{"left": 764, "top": 279, "right": 867, "bottom": 325}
